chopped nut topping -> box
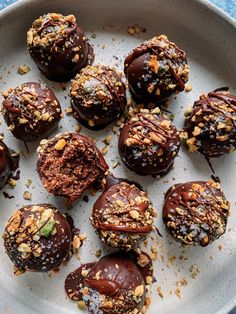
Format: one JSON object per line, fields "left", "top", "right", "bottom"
{"left": 134, "top": 284, "right": 144, "bottom": 297}
{"left": 54, "top": 139, "right": 67, "bottom": 150}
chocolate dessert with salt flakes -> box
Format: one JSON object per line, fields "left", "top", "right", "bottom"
{"left": 70, "top": 65, "right": 127, "bottom": 129}
{"left": 37, "top": 132, "right": 108, "bottom": 204}
{"left": 118, "top": 108, "right": 180, "bottom": 176}
{"left": 2, "top": 82, "right": 61, "bottom": 142}
{"left": 91, "top": 175, "right": 156, "bottom": 251}
{"left": 27, "top": 13, "right": 94, "bottom": 82}
{"left": 124, "top": 34, "right": 189, "bottom": 103}
{"left": 65, "top": 252, "right": 152, "bottom": 313}
{"left": 3, "top": 204, "right": 72, "bottom": 274}
{"left": 184, "top": 87, "right": 236, "bottom": 157}
{"left": 163, "top": 180, "right": 230, "bottom": 246}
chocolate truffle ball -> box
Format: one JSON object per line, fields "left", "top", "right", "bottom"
{"left": 118, "top": 108, "right": 180, "bottom": 176}
{"left": 2, "top": 82, "right": 61, "bottom": 142}
{"left": 124, "top": 34, "right": 189, "bottom": 103}
{"left": 184, "top": 87, "right": 236, "bottom": 157}
{"left": 163, "top": 180, "right": 230, "bottom": 247}
{"left": 65, "top": 253, "right": 147, "bottom": 313}
{"left": 91, "top": 176, "right": 156, "bottom": 250}
{"left": 37, "top": 132, "right": 108, "bottom": 204}
{"left": 0, "top": 140, "right": 13, "bottom": 189}
{"left": 3, "top": 204, "right": 72, "bottom": 274}
{"left": 27, "top": 13, "right": 94, "bottom": 82}
{"left": 70, "top": 65, "right": 127, "bottom": 129}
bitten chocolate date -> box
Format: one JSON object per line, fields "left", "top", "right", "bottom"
{"left": 37, "top": 132, "right": 108, "bottom": 204}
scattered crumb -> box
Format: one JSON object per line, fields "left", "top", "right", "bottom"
{"left": 127, "top": 24, "right": 146, "bottom": 35}
{"left": 17, "top": 65, "right": 31, "bottom": 75}
{"left": 23, "top": 191, "right": 32, "bottom": 200}
{"left": 65, "top": 107, "right": 73, "bottom": 114}
{"left": 185, "top": 84, "right": 192, "bottom": 92}
{"left": 25, "top": 178, "right": 32, "bottom": 188}
{"left": 189, "top": 265, "right": 200, "bottom": 278}
{"left": 103, "top": 135, "right": 112, "bottom": 146}
{"left": 180, "top": 278, "right": 188, "bottom": 286}
{"left": 218, "top": 244, "right": 223, "bottom": 250}
{"left": 175, "top": 287, "right": 182, "bottom": 299}
{"left": 112, "top": 161, "right": 119, "bottom": 169}
{"left": 8, "top": 178, "right": 17, "bottom": 188}
{"left": 101, "top": 146, "right": 108, "bottom": 155}
{"left": 150, "top": 252, "right": 157, "bottom": 260}
{"left": 95, "top": 250, "right": 101, "bottom": 257}
{"left": 157, "top": 286, "right": 164, "bottom": 298}
{"left": 75, "top": 125, "right": 81, "bottom": 133}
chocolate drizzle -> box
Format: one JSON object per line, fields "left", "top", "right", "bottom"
{"left": 27, "top": 13, "right": 94, "bottom": 82}
{"left": 2, "top": 82, "right": 62, "bottom": 142}
{"left": 65, "top": 253, "right": 148, "bottom": 314}
{"left": 3, "top": 204, "right": 72, "bottom": 273}
{"left": 91, "top": 175, "right": 155, "bottom": 250}
{"left": 118, "top": 111, "right": 180, "bottom": 176}
{"left": 163, "top": 180, "right": 230, "bottom": 246}
{"left": 70, "top": 65, "right": 126, "bottom": 129}
{"left": 124, "top": 34, "right": 189, "bottom": 103}
{"left": 185, "top": 87, "right": 236, "bottom": 158}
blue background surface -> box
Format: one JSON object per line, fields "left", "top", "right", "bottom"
{"left": 0, "top": 0, "right": 235, "bottom": 313}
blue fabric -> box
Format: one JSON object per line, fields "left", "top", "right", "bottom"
{"left": 0, "top": 0, "right": 235, "bottom": 18}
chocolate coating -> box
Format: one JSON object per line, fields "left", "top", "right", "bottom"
{"left": 37, "top": 132, "right": 108, "bottom": 203}
{"left": 70, "top": 65, "right": 127, "bottom": 129}
{"left": 3, "top": 204, "right": 72, "bottom": 274}
{"left": 27, "top": 13, "right": 94, "bottom": 82}
{"left": 163, "top": 180, "right": 230, "bottom": 246}
{"left": 65, "top": 253, "right": 147, "bottom": 313}
{"left": 118, "top": 109, "right": 180, "bottom": 176}
{"left": 0, "top": 140, "right": 12, "bottom": 189}
{"left": 91, "top": 176, "right": 156, "bottom": 250}
{"left": 185, "top": 87, "right": 236, "bottom": 157}
{"left": 2, "top": 82, "right": 61, "bottom": 142}
{"left": 124, "top": 34, "right": 189, "bottom": 103}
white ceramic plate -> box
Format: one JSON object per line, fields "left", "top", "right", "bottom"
{"left": 0, "top": 0, "right": 236, "bottom": 313}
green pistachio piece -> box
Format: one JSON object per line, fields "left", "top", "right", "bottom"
{"left": 39, "top": 220, "right": 56, "bottom": 237}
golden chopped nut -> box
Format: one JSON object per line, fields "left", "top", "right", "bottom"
{"left": 185, "top": 84, "right": 192, "bottom": 92}
{"left": 134, "top": 284, "right": 144, "bottom": 297}
{"left": 23, "top": 191, "right": 32, "bottom": 200}
{"left": 17, "top": 65, "right": 31, "bottom": 75}
{"left": 73, "top": 235, "right": 81, "bottom": 250}
{"left": 130, "top": 210, "right": 140, "bottom": 220}
{"left": 54, "top": 139, "right": 67, "bottom": 150}
{"left": 149, "top": 55, "right": 159, "bottom": 74}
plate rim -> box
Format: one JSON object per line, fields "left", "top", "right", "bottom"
{"left": 0, "top": 0, "right": 235, "bottom": 313}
